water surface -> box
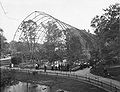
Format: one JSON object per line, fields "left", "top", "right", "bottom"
{"left": 1, "top": 81, "right": 49, "bottom": 92}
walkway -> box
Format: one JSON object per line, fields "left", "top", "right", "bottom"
{"left": 45, "top": 67, "right": 120, "bottom": 87}
{"left": 74, "top": 67, "right": 120, "bottom": 86}
{"left": 47, "top": 67, "right": 120, "bottom": 92}
{"left": 1, "top": 66, "right": 120, "bottom": 92}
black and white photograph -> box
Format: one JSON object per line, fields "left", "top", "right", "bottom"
{"left": 0, "top": 0, "right": 120, "bottom": 92}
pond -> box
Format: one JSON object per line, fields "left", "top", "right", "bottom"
{"left": 1, "top": 81, "right": 50, "bottom": 92}
{"left": 0, "top": 68, "right": 69, "bottom": 92}
{"left": 1, "top": 81, "right": 69, "bottom": 92}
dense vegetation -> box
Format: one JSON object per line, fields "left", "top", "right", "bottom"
{"left": 0, "top": 28, "right": 10, "bottom": 58}
{"left": 0, "top": 69, "right": 16, "bottom": 87}
{"left": 90, "top": 3, "right": 120, "bottom": 80}
{"left": 0, "top": 3, "right": 119, "bottom": 69}
{"left": 11, "top": 56, "right": 22, "bottom": 65}
{"left": 91, "top": 3, "right": 120, "bottom": 65}
{"left": 9, "top": 19, "right": 95, "bottom": 65}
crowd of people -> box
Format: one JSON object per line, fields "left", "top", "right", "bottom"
{"left": 34, "top": 63, "right": 70, "bottom": 72}
{"left": 9, "top": 61, "right": 71, "bottom": 72}
{"left": 51, "top": 63, "right": 70, "bottom": 71}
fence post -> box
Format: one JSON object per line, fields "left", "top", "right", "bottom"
{"left": 110, "top": 81, "right": 112, "bottom": 91}
{"left": 76, "top": 75, "right": 78, "bottom": 79}
{"left": 88, "top": 77, "right": 90, "bottom": 82}
{"left": 101, "top": 81, "right": 103, "bottom": 87}
{"left": 68, "top": 73, "right": 70, "bottom": 77}
{"left": 114, "top": 86, "right": 117, "bottom": 92}
{"left": 97, "top": 77, "right": 100, "bottom": 86}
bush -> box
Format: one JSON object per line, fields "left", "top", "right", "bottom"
{"left": 11, "top": 56, "right": 22, "bottom": 65}
{"left": 0, "top": 69, "right": 16, "bottom": 87}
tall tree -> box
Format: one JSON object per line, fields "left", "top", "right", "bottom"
{"left": 91, "top": 3, "right": 120, "bottom": 64}
{"left": 20, "top": 20, "right": 37, "bottom": 52}
{"left": 66, "top": 35, "right": 83, "bottom": 62}
{"left": 42, "top": 21, "right": 64, "bottom": 62}
{"left": 0, "top": 28, "right": 10, "bottom": 58}
{"left": 20, "top": 20, "right": 38, "bottom": 60}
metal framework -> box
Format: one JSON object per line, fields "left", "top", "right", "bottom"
{"left": 13, "top": 11, "right": 96, "bottom": 60}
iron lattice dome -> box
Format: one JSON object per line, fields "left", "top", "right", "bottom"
{"left": 13, "top": 11, "right": 96, "bottom": 60}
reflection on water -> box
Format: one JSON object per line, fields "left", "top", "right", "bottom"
{"left": 1, "top": 81, "right": 50, "bottom": 92}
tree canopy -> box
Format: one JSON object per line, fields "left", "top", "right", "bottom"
{"left": 91, "top": 3, "right": 120, "bottom": 64}
{"left": 0, "top": 28, "right": 10, "bottom": 58}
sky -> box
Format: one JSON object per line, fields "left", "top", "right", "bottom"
{"left": 0, "top": 0, "right": 119, "bottom": 42}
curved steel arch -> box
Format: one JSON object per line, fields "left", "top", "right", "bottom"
{"left": 13, "top": 11, "right": 96, "bottom": 60}
{"left": 13, "top": 11, "right": 73, "bottom": 46}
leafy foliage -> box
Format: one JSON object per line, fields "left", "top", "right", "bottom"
{"left": 66, "top": 35, "right": 83, "bottom": 62}
{"left": 20, "top": 20, "right": 37, "bottom": 52}
{"left": 0, "top": 28, "right": 10, "bottom": 57}
{"left": 41, "top": 21, "right": 65, "bottom": 62}
{"left": 45, "top": 21, "right": 63, "bottom": 43}
{"left": 0, "top": 69, "right": 16, "bottom": 87}
{"left": 11, "top": 56, "right": 22, "bottom": 65}
{"left": 91, "top": 3, "right": 120, "bottom": 64}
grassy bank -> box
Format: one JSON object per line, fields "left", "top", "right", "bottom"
{"left": 107, "top": 66, "right": 120, "bottom": 81}
{"left": 0, "top": 69, "right": 16, "bottom": 87}
{"left": 90, "top": 65, "right": 120, "bottom": 82}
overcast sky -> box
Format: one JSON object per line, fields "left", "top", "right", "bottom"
{"left": 0, "top": 0, "right": 119, "bottom": 42}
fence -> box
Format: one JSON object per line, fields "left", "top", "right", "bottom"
{"left": 1, "top": 67, "right": 120, "bottom": 92}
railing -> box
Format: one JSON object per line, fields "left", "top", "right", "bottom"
{"left": 1, "top": 67, "right": 120, "bottom": 92}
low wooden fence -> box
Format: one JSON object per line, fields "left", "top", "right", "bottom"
{"left": 1, "top": 67, "right": 120, "bottom": 92}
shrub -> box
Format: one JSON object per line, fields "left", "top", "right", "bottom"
{"left": 11, "top": 56, "right": 22, "bottom": 65}
{"left": 0, "top": 69, "right": 16, "bottom": 87}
